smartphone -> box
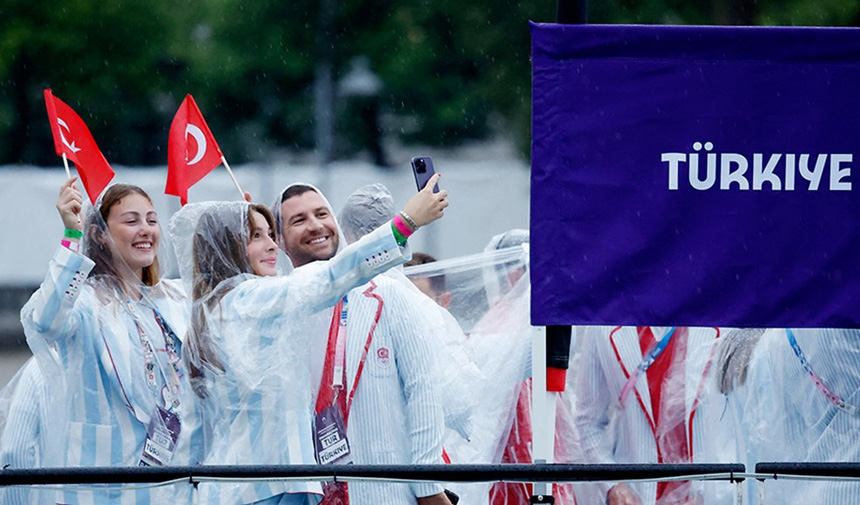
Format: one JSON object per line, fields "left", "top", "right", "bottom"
{"left": 411, "top": 156, "right": 440, "bottom": 193}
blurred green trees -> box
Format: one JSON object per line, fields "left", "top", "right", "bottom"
{"left": 0, "top": 0, "right": 858, "bottom": 166}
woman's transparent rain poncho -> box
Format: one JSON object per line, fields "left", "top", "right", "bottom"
{"left": 168, "top": 199, "right": 423, "bottom": 504}
{"left": 168, "top": 201, "right": 325, "bottom": 503}
{"left": 17, "top": 195, "right": 190, "bottom": 504}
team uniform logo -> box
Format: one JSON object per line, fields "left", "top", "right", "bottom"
{"left": 376, "top": 346, "right": 390, "bottom": 367}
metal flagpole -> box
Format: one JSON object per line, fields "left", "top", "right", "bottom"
{"left": 530, "top": 0, "right": 586, "bottom": 502}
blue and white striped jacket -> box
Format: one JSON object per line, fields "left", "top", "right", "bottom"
{"left": 21, "top": 245, "right": 190, "bottom": 505}
{"left": 333, "top": 275, "right": 446, "bottom": 505}
{"left": 0, "top": 357, "right": 49, "bottom": 505}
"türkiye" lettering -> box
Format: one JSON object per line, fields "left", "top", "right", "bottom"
{"left": 662, "top": 142, "right": 852, "bottom": 191}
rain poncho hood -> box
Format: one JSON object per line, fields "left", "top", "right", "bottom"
{"left": 337, "top": 183, "right": 396, "bottom": 244}
{"left": 482, "top": 228, "right": 529, "bottom": 307}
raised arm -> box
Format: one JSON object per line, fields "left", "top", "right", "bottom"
{"left": 306, "top": 172, "right": 448, "bottom": 309}
{"left": 21, "top": 178, "right": 93, "bottom": 341}
{"left": 234, "top": 174, "right": 450, "bottom": 317}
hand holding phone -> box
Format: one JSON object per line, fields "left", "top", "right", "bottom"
{"left": 401, "top": 172, "right": 447, "bottom": 228}
{"left": 412, "top": 156, "right": 440, "bottom": 193}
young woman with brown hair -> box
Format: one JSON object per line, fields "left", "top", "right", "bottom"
{"left": 168, "top": 174, "right": 447, "bottom": 505}
{"left": 21, "top": 177, "right": 189, "bottom": 505}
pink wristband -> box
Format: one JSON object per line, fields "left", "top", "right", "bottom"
{"left": 392, "top": 215, "right": 414, "bottom": 238}
{"left": 61, "top": 239, "right": 80, "bottom": 253}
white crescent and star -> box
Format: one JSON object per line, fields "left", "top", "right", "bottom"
{"left": 185, "top": 124, "right": 207, "bottom": 165}
{"left": 57, "top": 118, "right": 81, "bottom": 153}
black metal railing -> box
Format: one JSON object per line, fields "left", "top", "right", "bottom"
{"left": 0, "top": 463, "right": 745, "bottom": 487}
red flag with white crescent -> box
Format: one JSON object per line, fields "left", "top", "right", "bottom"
{"left": 165, "top": 94, "right": 223, "bottom": 205}
{"left": 44, "top": 89, "right": 115, "bottom": 205}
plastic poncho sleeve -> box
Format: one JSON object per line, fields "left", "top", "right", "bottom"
{"left": 381, "top": 269, "right": 479, "bottom": 441}
{"left": 317, "top": 222, "right": 412, "bottom": 308}
{"left": 420, "top": 298, "right": 478, "bottom": 441}
{"left": 23, "top": 245, "right": 94, "bottom": 342}
{"left": 233, "top": 222, "right": 412, "bottom": 320}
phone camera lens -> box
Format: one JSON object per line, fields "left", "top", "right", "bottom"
{"left": 415, "top": 159, "right": 426, "bottom": 172}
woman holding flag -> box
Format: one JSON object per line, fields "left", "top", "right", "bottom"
{"left": 167, "top": 174, "right": 446, "bottom": 505}
{"left": 21, "top": 177, "right": 190, "bottom": 505}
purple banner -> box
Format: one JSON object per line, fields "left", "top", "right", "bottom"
{"left": 530, "top": 23, "right": 860, "bottom": 328}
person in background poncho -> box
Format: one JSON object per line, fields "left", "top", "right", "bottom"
{"left": 572, "top": 324, "right": 736, "bottom": 505}
{"left": 716, "top": 328, "right": 860, "bottom": 505}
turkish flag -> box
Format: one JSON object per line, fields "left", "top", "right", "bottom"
{"left": 165, "top": 94, "right": 223, "bottom": 205}
{"left": 44, "top": 89, "right": 115, "bottom": 205}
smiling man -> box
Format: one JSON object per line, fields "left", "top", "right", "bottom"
{"left": 273, "top": 182, "right": 452, "bottom": 505}
{"left": 276, "top": 185, "right": 341, "bottom": 267}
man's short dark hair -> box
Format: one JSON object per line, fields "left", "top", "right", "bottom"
{"left": 406, "top": 252, "right": 447, "bottom": 295}
{"left": 405, "top": 251, "right": 437, "bottom": 268}
{"left": 280, "top": 184, "right": 317, "bottom": 203}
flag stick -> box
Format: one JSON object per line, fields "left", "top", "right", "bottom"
{"left": 62, "top": 153, "right": 72, "bottom": 179}
{"left": 221, "top": 156, "right": 246, "bottom": 200}
{"left": 62, "top": 153, "right": 82, "bottom": 224}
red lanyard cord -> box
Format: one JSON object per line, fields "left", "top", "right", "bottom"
{"left": 316, "top": 280, "right": 384, "bottom": 425}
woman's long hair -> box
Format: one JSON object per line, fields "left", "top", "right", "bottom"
{"left": 83, "top": 184, "right": 161, "bottom": 292}
{"left": 186, "top": 203, "right": 275, "bottom": 397}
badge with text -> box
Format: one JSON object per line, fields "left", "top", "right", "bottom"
{"left": 138, "top": 406, "right": 181, "bottom": 466}
{"left": 313, "top": 405, "right": 353, "bottom": 465}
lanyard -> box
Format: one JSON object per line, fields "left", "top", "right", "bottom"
{"left": 786, "top": 329, "right": 859, "bottom": 417}
{"left": 618, "top": 327, "right": 676, "bottom": 406}
{"left": 316, "top": 282, "right": 384, "bottom": 423}
{"left": 124, "top": 301, "right": 183, "bottom": 413}
{"left": 611, "top": 326, "right": 720, "bottom": 461}
{"left": 152, "top": 307, "right": 183, "bottom": 411}
{"left": 332, "top": 295, "right": 349, "bottom": 391}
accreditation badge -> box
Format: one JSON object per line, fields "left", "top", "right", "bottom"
{"left": 313, "top": 405, "right": 353, "bottom": 465}
{"left": 138, "top": 406, "right": 181, "bottom": 466}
